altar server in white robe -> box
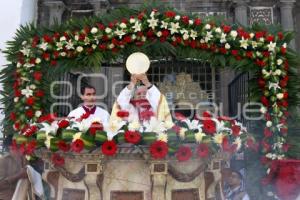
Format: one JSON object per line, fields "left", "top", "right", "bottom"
{"left": 68, "top": 85, "right": 110, "bottom": 126}
{"left": 110, "top": 74, "right": 173, "bottom": 125}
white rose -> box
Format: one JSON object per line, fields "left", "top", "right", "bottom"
{"left": 275, "top": 69, "right": 282, "bottom": 76}
{"left": 283, "top": 43, "right": 287, "bottom": 48}
{"left": 91, "top": 27, "right": 98, "bottom": 34}
{"left": 266, "top": 121, "right": 272, "bottom": 127}
{"left": 30, "top": 84, "right": 36, "bottom": 90}
{"left": 35, "top": 58, "right": 41, "bottom": 64}
{"left": 183, "top": 34, "right": 189, "bottom": 40}
{"left": 129, "top": 18, "right": 136, "bottom": 24}
{"left": 76, "top": 46, "right": 83, "bottom": 52}
{"left": 35, "top": 110, "right": 42, "bottom": 117}
{"left": 105, "top": 27, "right": 112, "bottom": 34}
{"left": 74, "top": 35, "right": 79, "bottom": 41}
{"left": 230, "top": 30, "right": 238, "bottom": 38}
{"left": 260, "top": 106, "right": 267, "bottom": 114}
{"left": 276, "top": 93, "right": 284, "bottom": 100}
{"left": 256, "top": 51, "right": 262, "bottom": 57}
{"left": 215, "top": 27, "right": 222, "bottom": 33}
{"left": 205, "top": 24, "right": 211, "bottom": 30}
{"left": 262, "top": 69, "right": 268, "bottom": 75}
{"left": 119, "top": 22, "right": 127, "bottom": 29}
{"left": 14, "top": 97, "right": 19, "bottom": 102}
{"left": 60, "top": 52, "right": 66, "bottom": 57}
{"left": 189, "top": 20, "right": 193, "bottom": 25}
{"left": 22, "top": 41, "right": 27, "bottom": 45}
{"left": 175, "top": 15, "right": 181, "bottom": 20}
{"left": 225, "top": 43, "right": 231, "bottom": 49}
{"left": 156, "top": 31, "right": 162, "bottom": 37}
{"left": 92, "top": 44, "right": 97, "bottom": 49}
{"left": 141, "top": 36, "right": 146, "bottom": 42}
{"left": 60, "top": 36, "right": 66, "bottom": 41}
{"left": 250, "top": 33, "right": 255, "bottom": 38}
{"left": 131, "top": 34, "right": 137, "bottom": 40}
{"left": 108, "top": 43, "right": 115, "bottom": 49}
{"left": 17, "top": 62, "right": 22, "bottom": 68}
{"left": 277, "top": 59, "right": 283, "bottom": 65}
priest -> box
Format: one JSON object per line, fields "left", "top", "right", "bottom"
{"left": 68, "top": 85, "right": 110, "bottom": 126}
{"left": 110, "top": 74, "right": 173, "bottom": 124}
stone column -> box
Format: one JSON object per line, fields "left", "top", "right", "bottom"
{"left": 233, "top": 0, "right": 249, "bottom": 26}
{"left": 90, "top": 0, "right": 108, "bottom": 16}
{"left": 44, "top": 1, "right": 65, "bottom": 25}
{"left": 84, "top": 163, "right": 103, "bottom": 200}
{"left": 150, "top": 161, "right": 168, "bottom": 200}
{"left": 280, "top": 0, "right": 296, "bottom": 49}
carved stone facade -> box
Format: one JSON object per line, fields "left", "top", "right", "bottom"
{"left": 36, "top": 146, "right": 230, "bottom": 200}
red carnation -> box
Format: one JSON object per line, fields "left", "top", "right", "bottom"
{"left": 165, "top": 11, "right": 176, "bottom": 18}
{"left": 150, "top": 141, "right": 168, "bottom": 159}
{"left": 25, "top": 109, "right": 34, "bottom": 118}
{"left": 71, "top": 139, "right": 84, "bottom": 153}
{"left": 202, "top": 120, "right": 216, "bottom": 135}
{"left": 255, "top": 31, "right": 265, "bottom": 39}
{"left": 15, "top": 89, "right": 21, "bottom": 97}
{"left": 26, "top": 97, "right": 35, "bottom": 106}
{"left": 10, "top": 112, "right": 17, "bottom": 121}
{"left": 246, "top": 51, "right": 253, "bottom": 58}
{"left": 42, "top": 53, "right": 50, "bottom": 61}
{"left": 123, "top": 35, "right": 132, "bottom": 43}
{"left": 101, "top": 140, "right": 118, "bottom": 156}
{"left": 51, "top": 153, "right": 65, "bottom": 166}
{"left": 58, "top": 119, "right": 70, "bottom": 128}
{"left": 124, "top": 130, "right": 141, "bottom": 144}
{"left": 97, "top": 23, "right": 105, "bottom": 30}
{"left": 231, "top": 50, "right": 239, "bottom": 56}
{"left": 162, "top": 29, "right": 170, "bottom": 37}
{"left": 89, "top": 122, "right": 103, "bottom": 136}
{"left": 197, "top": 143, "right": 209, "bottom": 158}
{"left": 264, "top": 128, "right": 273, "bottom": 137}
{"left": 43, "top": 34, "right": 53, "bottom": 43}
{"left": 261, "top": 96, "right": 269, "bottom": 107}
{"left": 58, "top": 140, "right": 70, "bottom": 152}
{"left": 33, "top": 71, "right": 42, "bottom": 81}
{"left": 202, "top": 111, "right": 212, "bottom": 119}
{"left": 194, "top": 18, "right": 202, "bottom": 26}
{"left": 117, "top": 110, "right": 129, "bottom": 118}
{"left": 176, "top": 146, "right": 192, "bottom": 162}
{"left": 231, "top": 125, "right": 241, "bottom": 136}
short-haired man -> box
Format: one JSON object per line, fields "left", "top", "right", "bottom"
{"left": 68, "top": 85, "right": 110, "bottom": 126}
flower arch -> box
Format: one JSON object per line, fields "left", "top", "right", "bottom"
{"left": 1, "top": 7, "right": 300, "bottom": 166}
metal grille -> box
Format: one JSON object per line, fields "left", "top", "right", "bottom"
{"left": 124, "top": 59, "right": 221, "bottom": 116}
{"left": 228, "top": 72, "right": 250, "bottom": 126}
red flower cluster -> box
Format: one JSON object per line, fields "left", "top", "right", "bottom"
{"left": 150, "top": 141, "right": 168, "bottom": 159}
{"left": 58, "top": 119, "right": 70, "bottom": 128}
{"left": 71, "top": 139, "right": 84, "bottom": 153}
{"left": 202, "top": 119, "right": 216, "bottom": 135}
{"left": 101, "top": 140, "right": 118, "bottom": 156}
{"left": 124, "top": 130, "right": 141, "bottom": 144}
{"left": 89, "top": 122, "right": 103, "bottom": 136}
{"left": 58, "top": 140, "right": 70, "bottom": 152}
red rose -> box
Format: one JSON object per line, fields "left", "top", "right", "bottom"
{"left": 181, "top": 16, "right": 189, "bottom": 24}
{"left": 281, "top": 47, "right": 286, "bottom": 54}
{"left": 117, "top": 110, "right": 129, "bottom": 118}
{"left": 50, "top": 60, "right": 57, "bottom": 66}
{"left": 43, "top": 34, "right": 53, "bottom": 43}
{"left": 231, "top": 125, "right": 241, "bottom": 136}
{"left": 123, "top": 35, "right": 132, "bottom": 43}
{"left": 222, "top": 25, "right": 231, "bottom": 33}
{"left": 264, "top": 128, "right": 273, "bottom": 137}
{"left": 202, "top": 111, "right": 212, "bottom": 119}
{"left": 14, "top": 90, "right": 21, "bottom": 97}
{"left": 266, "top": 35, "right": 274, "bottom": 42}
{"left": 258, "top": 78, "right": 266, "bottom": 88}
{"left": 38, "top": 113, "right": 57, "bottom": 123}
{"left": 282, "top": 101, "right": 288, "bottom": 108}
{"left": 255, "top": 31, "right": 265, "bottom": 39}
{"left": 219, "top": 47, "right": 227, "bottom": 54}
{"left": 25, "top": 109, "right": 34, "bottom": 118}
{"left": 97, "top": 23, "right": 105, "bottom": 30}
{"left": 164, "top": 11, "right": 176, "bottom": 18}
{"left": 99, "top": 44, "right": 107, "bottom": 50}
{"left": 137, "top": 12, "right": 145, "bottom": 20}
{"left": 53, "top": 51, "right": 60, "bottom": 59}
{"left": 176, "top": 146, "right": 192, "bottom": 162}
{"left": 89, "top": 122, "right": 103, "bottom": 136}
{"left": 231, "top": 50, "right": 239, "bottom": 56}
{"left": 262, "top": 51, "right": 270, "bottom": 57}
{"left": 84, "top": 26, "right": 90, "bottom": 34}
{"left": 42, "top": 53, "right": 50, "bottom": 61}
{"left": 26, "top": 97, "right": 35, "bottom": 106}
{"left": 278, "top": 32, "right": 284, "bottom": 40}
{"left": 194, "top": 18, "right": 202, "bottom": 26}
{"left": 53, "top": 32, "right": 60, "bottom": 40}
{"left": 124, "top": 130, "right": 141, "bottom": 144}
{"left": 202, "top": 120, "right": 216, "bottom": 135}
{"left": 71, "top": 139, "right": 84, "bottom": 153}
{"left": 79, "top": 33, "right": 86, "bottom": 41}
{"left": 14, "top": 122, "right": 20, "bottom": 130}
{"left": 246, "top": 51, "right": 253, "bottom": 58}
{"left": 261, "top": 96, "right": 269, "bottom": 107}
{"left": 101, "top": 140, "right": 118, "bottom": 156}
{"left": 51, "top": 153, "right": 65, "bottom": 166}
{"left": 58, "top": 119, "right": 70, "bottom": 128}
{"left": 162, "top": 29, "right": 170, "bottom": 37}
{"left": 197, "top": 143, "right": 209, "bottom": 158}
{"left": 10, "top": 112, "right": 17, "bottom": 121}
{"left": 33, "top": 71, "right": 42, "bottom": 81}
{"left": 150, "top": 141, "right": 168, "bottom": 159}
{"left": 36, "top": 90, "right": 45, "bottom": 97}
{"left": 58, "top": 140, "right": 70, "bottom": 152}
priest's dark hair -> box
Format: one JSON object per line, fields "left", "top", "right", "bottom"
{"left": 80, "top": 84, "right": 96, "bottom": 95}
